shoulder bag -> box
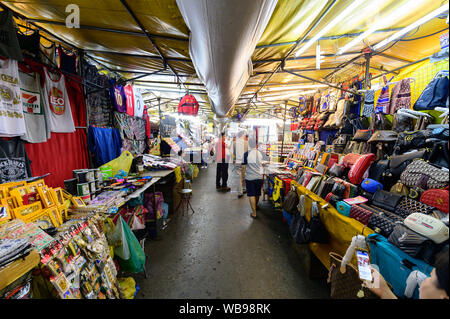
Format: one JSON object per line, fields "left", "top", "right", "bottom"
{"left": 400, "top": 159, "right": 449, "bottom": 190}
{"left": 371, "top": 190, "right": 404, "bottom": 212}
{"left": 413, "top": 76, "right": 449, "bottom": 110}
{"left": 420, "top": 188, "right": 449, "bottom": 214}
{"left": 283, "top": 189, "right": 299, "bottom": 214}
{"left": 309, "top": 201, "right": 329, "bottom": 243}
{"left": 395, "top": 197, "right": 437, "bottom": 219}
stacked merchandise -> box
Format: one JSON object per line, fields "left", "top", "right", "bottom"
{"left": 114, "top": 112, "right": 147, "bottom": 155}
{"left": 273, "top": 71, "right": 449, "bottom": 299}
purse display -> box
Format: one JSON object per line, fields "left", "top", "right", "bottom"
{"left": 400, "top": 159, "right": 449, "bottom": 190}
{"left": 371, "top": 190, "right": 404, "bottom": 213}
{"left": 348, "top": 153, "right": 376, "bottom": 185}
{"left": 390, "top": 182, "right": 409, "bottom": 196}
{"left": 361, "top": 178, "right": 383, "bottom": 193}
{"left": 349, "top": 204, "right": 374, "bottom": 225}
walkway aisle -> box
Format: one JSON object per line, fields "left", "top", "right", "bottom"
{"left": 135, "top": 166, "right": 330, "bottom": 299}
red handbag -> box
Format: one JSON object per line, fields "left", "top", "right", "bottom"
{"left": 420, "top": 188, "right": 449, "bottom": 214}
{"left": 348, "top": 153, "right": 376, "bottom": 185}
{"left": 349, "top": 204, "right": 373, "bottom": 225}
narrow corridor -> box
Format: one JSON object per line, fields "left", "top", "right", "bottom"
{"left": 136, "top": 166, "right": 330, "bottom": 299}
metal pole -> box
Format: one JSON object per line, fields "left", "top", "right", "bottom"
{"left": 282, "top": 69, "right": 361, "bottom": 96}
{"left": 280, "top": 101, "right": 288, "bottom": 163}
{"left": 364, "top": 52, "right": 372, "bottom": 91}
{"left": 158, "top": 97, "right": 162, "bottom": 157}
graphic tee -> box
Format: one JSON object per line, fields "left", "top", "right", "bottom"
{"left": 124, "top": 84, "right": 135, "bottom": 116}
{"left": 0, "top": 58, "right": 26, "bottom": 137}
{"left": 0, "top": 137, "right": 32, "bottom": 183}
{"left": 133, "top": 87, "right": 144, "bottom": 118}
{"left": 110, "top": 80, "right": 126, "bottom": 113}
{"left": 42, "top": 67, "right": 75, "bottom": 133}
{"left": 19, "top": 71, "right": 51, "bottom": 143}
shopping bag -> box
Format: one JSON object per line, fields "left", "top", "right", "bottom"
{"left": 99, "top": 151, "right": 133, "bottom": 178}
{"left": 109, "top": 216, "right": 130, "bottom": 260}
{"left": 115, "top": 216, "right": 146, "bottom": 273}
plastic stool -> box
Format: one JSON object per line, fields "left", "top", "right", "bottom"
{"left": 176, "top": 189, "right": 195, "bottom": 215}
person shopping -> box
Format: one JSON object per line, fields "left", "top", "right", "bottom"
{"left": 233, "top": 131, "right": 248, "bottom": 198}
{"left": 363, "top": 248, "right": 448, "bottom": 299}
{"left": 243, "top": 137, "right": 268, "bottom": 218}
{"left": 215, "top": 132, "right": 231, "bottom": 192}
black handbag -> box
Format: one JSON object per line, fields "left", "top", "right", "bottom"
{"left": 366, "top": 205, "right": 403, "bottom": 238}
{"left": 425, "top": 140, "right": 449, "bottom": 169}
{"left": 372, "top": 190, "right": 404, "bottom": 212}
{"left": 289, "top": 195, "right": 310, "bottom": 244}
{"left": 309, "top": 201, "right": 329, "bottom": 243}
{"left": 413, "top": 76, "right": 449, "bottom": 110}
{"left": 368, "top": 159, "right": 389, "bottom": 183}
{"left": 370, "top": 113, "right": 392, "bottom": 130}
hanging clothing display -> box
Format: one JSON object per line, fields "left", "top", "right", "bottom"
{"left": 88, "top": 126, "right": 122, "bottom": 167}
{"left": 17, "top": 30, "right": 40, "bottom": 61}
{"left": 57, "top": 46, "right": 77, "bottom": 75}
{"left": 42, "top": 67, "right": 75, "bottom": 133}
{"left": 39, "top": 43, "right": 57, "bottom": 65}
{"left": 133, "top": 87, "right": 144, "bottom": 118}
{"left": 19, "top": 69, "right": 51, "bottom": 143}
{"left": 389, "top": 78, "right": 412, "bottom": 114}
{"left": 0, "top": 58, "right": 26, "bottom": 137}
{"left": 142, "top": 106, "right": 151, "bottom": 139}
{"left": 0, "top": 137, "right": 32, "bottom": 183}
{"left": 362, "top": 90, "right": 375, "bottom": 118}
{"left": 110, "top": 79, "right": 126, "bottom": 113}
{"left": 114, "top": 112, "right": 146, "bottom": 155}
{"left": 0, "top": 9, "right": 23, "bottom": 61}
{"left": 124, "top": 84, "right": 135, "bottom": 116}
{"left": 178, "top": 94, "right": 199, "bottom": 115}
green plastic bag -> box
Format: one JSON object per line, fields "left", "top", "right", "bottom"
{"left": 99, "top": 151, "right": 133, "bottom": 179}
{"left": 115, "top": 216, "right": 146, "bottom": 273}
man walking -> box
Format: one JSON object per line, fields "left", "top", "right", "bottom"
{"left": 215, "top": 132, "right": 231, "bottom": 192}
{"left": 243, "top": 136, "right": 268, "bottom": 218}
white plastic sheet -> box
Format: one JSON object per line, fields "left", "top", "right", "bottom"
{"left": 176, "top": 0, "right": 278, "bottom": 117}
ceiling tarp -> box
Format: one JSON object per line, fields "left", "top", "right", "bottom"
{"left": 176, "top": 0, "right": 278, "bottom": 117}
{"left": 1, "top": 0, "right": 447, "bottom": 118}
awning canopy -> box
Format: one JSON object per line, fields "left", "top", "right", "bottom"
{"left": 3, "top": 0, "right": 448, "bottom": 119}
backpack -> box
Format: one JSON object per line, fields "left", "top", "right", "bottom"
{"left": 413, "top": 76, "right": 449, "bottom": 110}
{"left": 178, "top": 94, "right": 199, "bottom": 115}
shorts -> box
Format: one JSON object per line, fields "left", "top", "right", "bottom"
{"left": 245, "top": 179, "right": 263, "bottom": 197}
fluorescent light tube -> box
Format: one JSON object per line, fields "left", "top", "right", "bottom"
{"left": 295, "top": 0, "right": 365, "bottom": 57}
{"left": 337, "top": 0, "right": 421, "bottom": 55}
{"left": 373, "top": 5, "right": 449, "bottom": 50}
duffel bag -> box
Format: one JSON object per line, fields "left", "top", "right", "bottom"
{"left": 367, "top": 233, "right": 433, "bottom": 299}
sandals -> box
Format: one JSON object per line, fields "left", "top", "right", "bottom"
{"left": 250, "top": 213, "right": 257, "bottom": 219}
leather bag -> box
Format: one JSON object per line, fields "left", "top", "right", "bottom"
{"left": 413, "top": 76, "right": 450, "bottom": 110}
{"left": 400, "top": 159, "right": 449, "bottom": 190}
{"left": 372, "top": 190, "right": 404, "bottom": 213}
{"left": 349, "top": 204, "right": 374, "bottom": 225}
{"left": 420, "top": 188, "right": 449, "bottom": 214}
{"left": 352, "top": 129, "right": 373, "bottom": 142}
{"left": 329, "top": 235, "right": 379, "bottom": 299}
{"left": 366, "top": 205, "right": 403, "bottom": 237}
{"left": 283, "top": 189, "right": 299, "bottom": 214}
{"left": 390, "top": 182, "right": 410, "bottom": 197}
{"left": 309, "top": 201, "right": 329, "bottom": 243}
{"left": 395, "top": 197, "right": 436, "bottom": 219}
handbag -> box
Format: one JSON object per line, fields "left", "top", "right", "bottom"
{"left": 424, "top": 140, "right": 449, "bottom": 169}
{"left": 283, "top": 189, "right": 299, "bottom": 214}
{"left": 290, "top": 195, "right": 311, "bottom": 244}
{"left": 366, "top": 205, "right": 403, "bottom": 237}
{"left": 349, "top": 204, "right": 374, "bottom": 225}
{"left": 371, "top": 190, "right": 404, "bottom": 213}
{"left": 369, "top": 113, "right": 392, "bottom": 130}
{"left": 328, "top": 163, "right": 345, "bottom": 177}
{"left": 420, "top": 188, "right": 449, "bottom": 214}
{"left": 390, "top": 182, "right": 410, "bottom": 196}
{"left": 361, "top": 178, "right": 383, "bottom": 193}
{"left": 348, "top": 153, "right": 376, "bottom": 185}
{"left": 352, "top": 129, "right": 373, "bottom": 142}
{"left": 392, "top": 111, "right": 414, "bottom": 132}
{"left": 368, "top": 159, "right": 389, "bottom": 183}
{"left": 336, "top": 201, "right": 352, "bottom": 217}
{"left": 367, "top": 233, "right": 433, "bottom": 299}
{"left": 400, "top": 159, "right": 449, "bottom": 190}
{"left": 413, "top": 76, "right": 450, "bottom": 110}
{"left": 309, "top": 201, "right": 329, "bottom": 243}
{"left": 396, "top": 197, "right": 436, "bottom": 219}
{"left": 388, "top": 224, "right": 442, "bottom": 266}
{"left": 385, "top": 150, "right": 426, "bottom": 183}
{"left": 329, "top": 235, "right": 379, "bottom": 299}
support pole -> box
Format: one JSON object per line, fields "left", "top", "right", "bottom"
{"left": 280, "top": 101, "right": 288, "bottom": 163}
{"left": 364, "top": 52, "right": 372, "bottom": 91}
{"left": 158, "top": 97, "right": 162, "bottom": 157}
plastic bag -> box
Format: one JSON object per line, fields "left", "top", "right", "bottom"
{"left": 118, "top": 277, "right": 136, "bottom": 299}
{"left": 109, "top": 216, "right": 130, "bottom": 260}
{"left": 115, "top": 216, "right": 146, "bottom": 273}
{"left": 99, "top": 151, "right": 133, "bottom": 179}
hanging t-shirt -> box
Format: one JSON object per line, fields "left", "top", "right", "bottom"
{"left": 133, "top": 87, "right": 144, "bottom": 118}
{"left": 124, "top": 84, "right": 135, "bottom": 116}
{"left": 57, "top": 46, "right": 77, "bottom": 75}
{"left": 19, "top": 70, "right": 51, "bottom": 143}
{"left": 42, "top": 67, "right": 75, "bottom": 133}
{"left": 0, "top": 58, "right": 26, "bottom": 137}
{"left": 0, "top": 137, "right": 32, "bottom": 183}
{"left": 0, "top": 9, "right": 23, "bottom": 61}
{"left": 110, "top": 79, "right": 126, "bottom": 113}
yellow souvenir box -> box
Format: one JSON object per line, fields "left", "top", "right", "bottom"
{"left": 12, "top": 202, "right": 42, "bottom": 221}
